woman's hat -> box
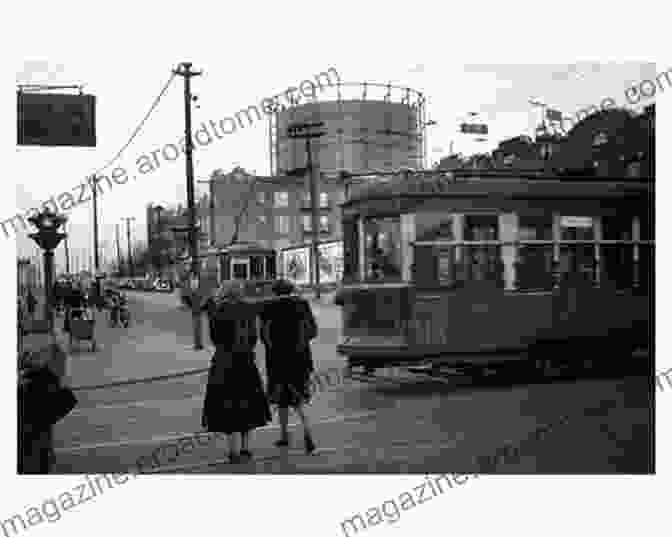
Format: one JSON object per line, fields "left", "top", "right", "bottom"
{"left": 271, "top": 279, "right": 296, "bottom": 296}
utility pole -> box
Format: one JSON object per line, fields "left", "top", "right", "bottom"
{"left": 90, "top": 174, "right": 102, "bottom": 304}
{"left": 115, "top": 223, "right": 122, "bottom": 276}
{"left": 174, "top": 62, "right": 203, "bottom": 350}
{"left": 288, "top": 121, "right": 326, "bottom": 299}
{"left": 196, "top": 176, "right": 217, "bottom": 247}
{"left": 90, "top": 175, "right": 100, "bottom": 272}
{"left": 121, "top": 217, "right": 136, "bottom": 277}
{"left": 63, "top": 221, "right": 71, "bottom": 274}
{"left": 153, "top": 205, "right": 165, "bottom": 277}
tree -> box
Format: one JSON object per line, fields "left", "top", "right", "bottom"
{"left": 549, "top": 108, "right": 651, "bottom": 179}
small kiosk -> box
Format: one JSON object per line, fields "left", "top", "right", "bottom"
{"left": 218, "top": 241, "right": 277, "bottom": 282}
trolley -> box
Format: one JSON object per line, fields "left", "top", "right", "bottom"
{"left": 335, "top": 170, "right": 653, "bottom": 377}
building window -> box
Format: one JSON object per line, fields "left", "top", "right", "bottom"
{"left": 275, "top": 215, "right": 290, "bottom": 234}
{"left": 320, "top": 192, "right": 329, "bottom": 208}
{"left": 301, "top": 191, "right": 311, "bottom": 208}
{"left": 250, "top": 256, "right": 265, "bottom": 280}
{"left": 274, "top": 191, "right": 288, "bottom": 208}
{"left": 320, "top": 214, "right": 330, "bottom": 232}
{"left": 364, "top": 217, "right": 402, "bottom": 281}
{"left": 593, "top": 132, "right": 608, "bottom": 147}
{"left": 256, "top": 192, "right": 266, "bottom": 206}
{"left": 302, "top": 214, "right": 312, "bottom": 232}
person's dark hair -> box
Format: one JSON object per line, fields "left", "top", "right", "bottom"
{"left": 272, "top": 279, "right": 296, "bottom": 296}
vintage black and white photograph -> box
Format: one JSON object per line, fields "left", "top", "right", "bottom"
{"left": 6, "top": 4, "right": 663, "bottom": 536}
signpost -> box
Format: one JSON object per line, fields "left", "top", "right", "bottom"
{"left": 287, "top": 121, "right": 326, "bottom": 299}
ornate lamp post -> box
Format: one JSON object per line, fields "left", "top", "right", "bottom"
{"left": 28, "top": 208, "right": 67, "bottom": 330}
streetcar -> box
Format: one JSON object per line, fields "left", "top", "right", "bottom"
{"left": 335, "top": 170, "right": 653, "bottom": 374}
{"left": 179, "top": 241, "right": 278, "bottom": 307}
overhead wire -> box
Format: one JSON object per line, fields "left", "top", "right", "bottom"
{"left": 92, "top": 71, "right": 177, "bottom": 175}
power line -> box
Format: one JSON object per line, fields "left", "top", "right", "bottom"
{"left": 93, "top": 72, "right": 177, "bottom": 175}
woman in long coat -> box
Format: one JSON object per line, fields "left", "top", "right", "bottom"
{"left": 201, "top": 281, "right": 271, "bottom": 463}
{"left": 260, "top": 279, "right": 318, "bottom": 453}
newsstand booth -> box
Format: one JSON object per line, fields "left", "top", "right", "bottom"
{"left": 179, "top": 242, "right": 277, "bottom": 307}
{"left": 218, "top": 241, "right": 277, "bottom": 282}
{"left": 335, "top": 171, "right": 653, "bottom": 370}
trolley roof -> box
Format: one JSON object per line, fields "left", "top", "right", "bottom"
{"left": 343, "top": 170, "right": 653, "bottom": 206}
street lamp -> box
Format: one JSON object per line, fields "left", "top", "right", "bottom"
{"left": 28, "top": 208, "right": 67, "bottom": 330}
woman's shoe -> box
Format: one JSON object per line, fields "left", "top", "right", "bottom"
{"left": 304, "top": 434, "right": 316, "bottom": 455}
{"left": 229, "top": 453, "right": 242, "bottom": 464}
{"left": 274, "top": 436, "right": 290, "bottom": 447}
{"left": 240, "top": 449, "right": 253, "bottom": 459}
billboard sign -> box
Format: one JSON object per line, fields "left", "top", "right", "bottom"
{"left": 317, "top": 241, "right": 343, "bottom": 283}
{"left": 17, "top": 92, "right": 96, "bottom": 147}
{"left": 282, "top": 247, "right": 311, "bottom": 285}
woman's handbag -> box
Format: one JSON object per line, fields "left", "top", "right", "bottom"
{"left": 19, "top": 340, "right": 77, "bottom": 430}
{"left": 44, "top": 381, "right": 78, "bottom": 427}
{"left": 20, "top": 367, "right": 78, "bottom": 430}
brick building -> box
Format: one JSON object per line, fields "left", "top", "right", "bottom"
{"left": 200, "top": 166, "right": 346, "bottom": 252}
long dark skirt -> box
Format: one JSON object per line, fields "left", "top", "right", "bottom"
{"left": 265, "top": 346, "right": 314, "bottom": 408}
{"left": 202, "top": 348, "right": 271, "bottom": 434}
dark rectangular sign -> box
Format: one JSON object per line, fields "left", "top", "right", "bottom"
{"left": 17, "top": 92, "right": 96, "bottom": 147}
{"left": 460, "top": 123, "right": 488, "bottom": 135}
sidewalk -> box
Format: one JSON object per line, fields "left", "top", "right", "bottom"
{"left": 58, "top": 312, "right": 212, "bottom": 390}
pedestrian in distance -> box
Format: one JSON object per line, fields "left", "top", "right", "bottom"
{"left": 260, "top": 279, "right": 318, "bottom": 454}
{"left": 108, "top": 291, "right": 121, "bottom": 327}
{"left": 201, "top": 280, "right": 271, "bottom": 464}
{"left": 26, "top": 290, "right": 37, "bottom": 320}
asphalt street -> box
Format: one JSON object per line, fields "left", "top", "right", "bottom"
{"left": 52, "top": 290, "right": 654, "bottom": 474}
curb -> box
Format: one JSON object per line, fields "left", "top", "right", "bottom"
{"left": 71, "top": 366, "right": 210, "bottom": 392}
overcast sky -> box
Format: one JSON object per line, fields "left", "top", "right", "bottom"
{"left": 9, "top": 1, "right": 659, "bottom": 272}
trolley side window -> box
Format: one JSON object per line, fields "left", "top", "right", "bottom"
{"left": 460, "top": 214, "right": 503, "bottom": 286}
{"left": 517, "top": 213, "right": 554, "bottom": 291}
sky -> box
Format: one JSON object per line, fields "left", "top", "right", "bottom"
{"left": 9, "top": 1, "right": 660, "bottom": 273}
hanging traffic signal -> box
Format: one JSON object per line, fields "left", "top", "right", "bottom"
{"left": 17, "top": 91, "right": 96, "bottom": 147}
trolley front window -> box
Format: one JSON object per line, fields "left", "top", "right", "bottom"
{"left": 364, "top": 216, "right": 402, "bottom": 281}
